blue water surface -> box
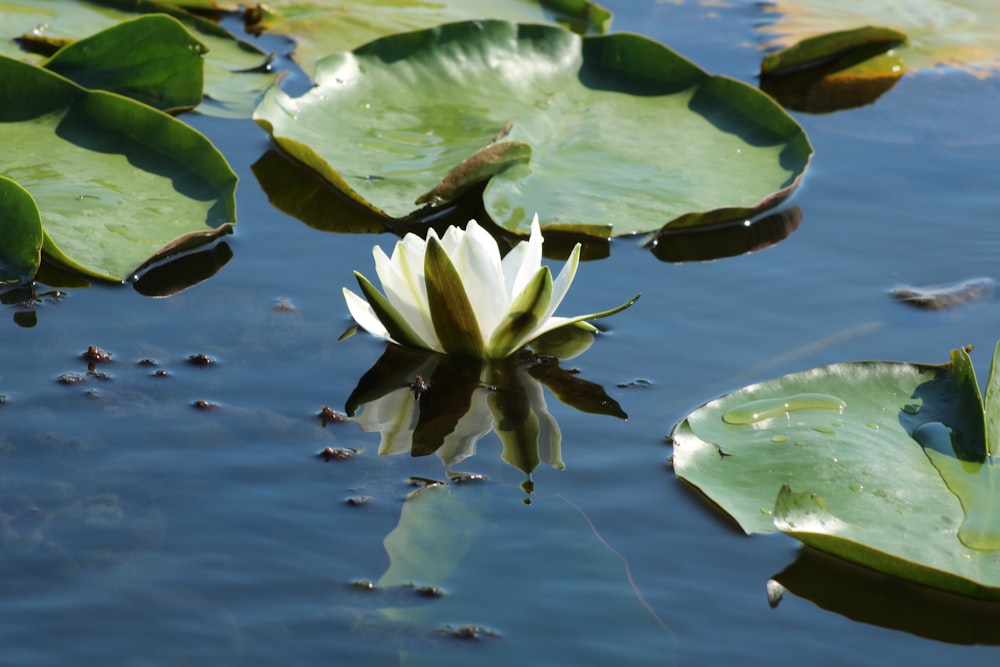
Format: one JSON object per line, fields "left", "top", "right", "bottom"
{"left": 3, "top": 1, "right": 1000, "bottom": 665}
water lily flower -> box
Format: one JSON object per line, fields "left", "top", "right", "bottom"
{"left": 343, "top": 215, "right": 638, "bottom": 359}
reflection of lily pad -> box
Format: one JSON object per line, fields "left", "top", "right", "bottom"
{"left": 247, "top": 0, "right": 612, "bottom": 77}
{"left": 671, "top": 343, "right": 1000, "bottom": 599}
{"left": 254, "top": 20, "right": 812, "bottom": 237}
{"left": 758, "top": 0, "right": 1000, "bottom": 78}
{"left": 772, "top": 547, "right": 1000, "bottom": 645}
{"left": 0, "top": 0, "right": 275, "bottom": 116}
{"left": 378, "top": 483, "right": 674, "bottom": 665}
{"left": 0, "top": 56, "right": 237, "bottom": 282}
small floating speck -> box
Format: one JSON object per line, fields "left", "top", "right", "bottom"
{"left": 812, "top": 426, "right": 836, "bottom": 435}
{"left": 902, "top": 403, "right": 921, "bottom": 415}
{"left": 866, "top": 422, "right": 879, "bottom": 431}
{"left": 849, "top": 484, "right": 864, "bottom": 492}
{"left": 770, "top": 435, "right": 790, "bottom": 443}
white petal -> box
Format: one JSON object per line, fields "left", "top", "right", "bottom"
{"left": 449, "top": 220, "right": 507, "bottom": 337}
{"left": 539, "top": 241, "right": 581, "bottom": 325}
{"left": 374, "top": 244, "right": 441, "bottom": 350}
{"left": 502, "top": 213, "right": 544, "bottom": 301}
{"left": 342, "top": 287, "right": 390, "bottom": 340}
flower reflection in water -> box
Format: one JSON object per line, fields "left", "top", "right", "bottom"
{"left": 345, "top": 327, "right": 625, "bottom": 494}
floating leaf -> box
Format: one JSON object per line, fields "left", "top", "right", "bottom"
{"left": 247, "top": 0, "right": 612, "bottom": 77}
{"left": 0, "top": 176, "right": 43, "bottom": 287}
{"left": 0, "top": 0, "right": 275, "bottom": 117}
{"left": 759, "top": 26, "right": 907, "bottom": 113}
{"left": 671, "top": 343, "right": 1000, "bottom": 599}
{"left": 44, "top": 15, "right": 206, "bottom": 112}
{"left": 760, "top": 25, "right": 906, "bottom": 75}
{"left": 0, "top": 56, "right": 237, "bottom": 282}
{"left": 254, "top": 20, "right": 812, "bottom": 237}
{"left": 757, "top": 0, "right": 1000, "bottom": 78}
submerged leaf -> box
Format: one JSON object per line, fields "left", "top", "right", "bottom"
{"left": 890, "top": 277, "right": 995, "bottom": 310}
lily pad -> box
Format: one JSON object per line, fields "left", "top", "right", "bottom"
{"left": 0, "top": 56, "right": 237, "bottom": 282}
{"left": 759, "top": 26, "right": 907, "bottom": 113}
{"left": 0, "top": 176, "right": 44, "bottom": 287}
{"left": 247, "top": 0, "right": 612, "bottom": 77}
{"left": 670, "top": 343, "right": 1000, "bottom": 599}
{"left": 757, "top": 0, "right": 1000, "bottom": 78}
{"left": 0, "top": 0, "right": 275, "bottom": 117}
{"left": 760, "top": 25, "right": 906, "bottom": 75}
{"left": 254, "top": 20, "right": 812, "bottom": 237}
{"left": 44, "top": 15, "right": 206, "bottom": 113}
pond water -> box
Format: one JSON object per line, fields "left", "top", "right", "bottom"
{"left": 3, "top": 1, "right": 1000, "bottom": 665}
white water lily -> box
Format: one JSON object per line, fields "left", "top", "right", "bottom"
{"left": 343, "top": 215, "right": 638, "bottom": 359}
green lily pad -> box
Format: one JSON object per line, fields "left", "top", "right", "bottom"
{"left": 0, "top": 0, "right": 275, "bottom": 117}
{"left": 254, "top": 20, "right": 812, "bottom": 237}
{"left": 758, "top": 0, "right": 1000, "bottom": 78}
{"left": 44, "top": 15, "right": 206, "bottom": 113}
{"left": 759, "top": 26, "right": 907, "bottom": 113}
{"left": 0, "top": 176, "right": 44, "bottom": 287}
{"left": 248, "top": 0, "right": 611, "bottom": 78}
{"left": 670, "top": 343, "right": 1000, "bottom": 599}
{"left": 0, "top": 56, "right": 237, "bottom": 282}
{"left": 760, "top": 25, "right": 906, "bottom": 75}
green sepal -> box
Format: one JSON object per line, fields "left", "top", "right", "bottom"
{"left": 984, "top": 341, "right": 1000, "bottom": 458}
{"left": 487, "top": 266, "right": 553, "bottom": 359}
{"left": 424, "top": 236, "right": 485, "bottom": 357}
{"left": 354, "top": 271, "right": 427, "bottom": 349}
{"left": 543, "top": 294, "right": 641, "bottom": 336}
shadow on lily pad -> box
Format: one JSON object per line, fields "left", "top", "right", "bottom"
{"left": 252, "top": 148, "right": 612, "bottom": 261}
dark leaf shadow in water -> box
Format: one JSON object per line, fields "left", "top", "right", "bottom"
{"left": 772, "top": 547, "right": 1000, "bottom": 645}
{"left": 649, "top": 205, "right": 802, "bottom": 262}
{"left": 132, "top": 241, "right": 234, "bottom": 297}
